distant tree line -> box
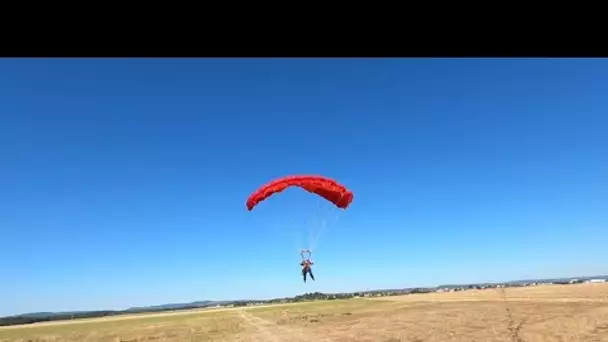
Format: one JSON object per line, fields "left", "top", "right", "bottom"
{"left": 0, "top": 305, "right": 222, "bottom": 327}
{"left": 0, "top": 288, "right": 481, "bottom": 326}
{"left": 5, "top": 278, "right": 597, "bottom": 327}
{"left": 0, "top": 311, "right": 121, "bottom": 326}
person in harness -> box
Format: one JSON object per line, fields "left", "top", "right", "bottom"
{"left": 300, "top": 249, "right": 315, "bottom": 283}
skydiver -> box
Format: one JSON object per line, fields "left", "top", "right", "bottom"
{"left": 300, "top": 258, "right": 315, "bottom": 283}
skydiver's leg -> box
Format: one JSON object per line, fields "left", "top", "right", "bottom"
{"left": 309, "top": 269, "right": 315, "bottom": 281}
{"left": 302, "top": 269, "right": 307, "bottom": 283}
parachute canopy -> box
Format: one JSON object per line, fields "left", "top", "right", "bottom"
{"left": 246, "top": 175, "right": 354, "bottom": 211}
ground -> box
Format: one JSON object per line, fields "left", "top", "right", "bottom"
{"left": 2, "top": 283, "right": 608, "bottom": 341}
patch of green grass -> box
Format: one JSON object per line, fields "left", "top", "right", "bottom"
{"left": 248, "top": 298, "right": 392, "bottom": 327}
{"left": 0, "top": 310, "right": 242, "bottom": 341}
{"left": 250, "top": 298, "right": 386, "bottom": 314}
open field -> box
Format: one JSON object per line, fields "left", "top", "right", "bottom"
{"left": 3, "top": 283, "right": 608, "bottom": 341}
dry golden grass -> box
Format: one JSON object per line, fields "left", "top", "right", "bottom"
{"left": 3, "top": 283, "right": 608, "bottom": 342}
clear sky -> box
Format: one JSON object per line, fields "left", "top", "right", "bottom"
{"left": 1, "top": 58, "right": 607, "bottom": 316}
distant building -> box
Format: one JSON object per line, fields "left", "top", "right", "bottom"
{"left": 585, "top": 279, "right": 606, "bottom": 283}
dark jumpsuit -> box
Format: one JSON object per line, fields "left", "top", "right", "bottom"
{"left": 301, "top": 260, "right": 315, "bottom": 282}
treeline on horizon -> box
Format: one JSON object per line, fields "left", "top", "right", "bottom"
{"left": 0, "top": 293, "right": 357, "bottom": 327}
{"left": 0, "top": 289, "right": 450, "bottom": 327}
{"left": 0, "top": 303, "right": 243, "bottom": 327}
{"left": 1, "top": 279, "right": 590, "bottom": 327}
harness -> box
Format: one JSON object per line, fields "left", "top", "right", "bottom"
{"left": 300, "top": 249, "right": 313, "bottom": 270}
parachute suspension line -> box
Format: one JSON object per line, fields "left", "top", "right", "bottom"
{"left": 306, "top": 196, "right": 323, "bottom": 252}
{"left": 300, "top": 248, "right": 312, "bottom": 260}
{"left": 311, "top": 203, "right": 340, "bottom": 251}
{"left": 299, "top": 196, "right": 322, "bottom": 253}
{"left": 306, "top": 196, "right": 322, "bottom": 253}
{"left": 245, "top": 174, "right": 354, "bottom": 255}
{"left": 312, "top": 207, "right": 339, "bottom": 251}
{"left": 267, "top": 196, "right": 301, "bottom": 255}
{"left": 287, "top": 216, "right": 303, "bottom": 256}
{"left": 263, "top": 190, "right": 305, "bottom": 256}
{"left": 297, "top": 188, "right": 330, "bottom": 254}
{"left": 290, "top": 189, "right": 306, "bottom": 255}
{"left": 289, "top": 185, "right": 316, "bottom": 255}
{"left": 308, "top": 192, "right": 345, "bottom": 252}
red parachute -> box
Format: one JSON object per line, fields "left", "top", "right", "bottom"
{"left": 246, "top": 175, "right": 354, "bottom": 211}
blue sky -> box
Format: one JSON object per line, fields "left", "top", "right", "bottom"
{"left": 1, "top": 58, "right": 607, "bottom": 316}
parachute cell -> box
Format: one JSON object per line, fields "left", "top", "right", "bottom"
{"left": 246, "top": 175, "right": 354, "bottom": 211}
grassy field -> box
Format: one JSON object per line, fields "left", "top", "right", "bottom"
{"left": 2, "top": 283, "right": 608, "bottom": 341}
